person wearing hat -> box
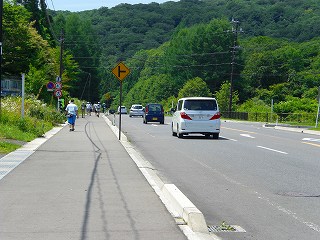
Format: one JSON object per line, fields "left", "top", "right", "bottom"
{"left": 65, "top": 99, "right": 79, "bottom": 131}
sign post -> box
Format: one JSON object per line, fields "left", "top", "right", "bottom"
{"left": 21, "top": 73, "right": 25, "bottom": 118}
{"left": 111, "top": 62, "right": 130, "bottom": 140}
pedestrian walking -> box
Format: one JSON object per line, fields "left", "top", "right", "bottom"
{"left": 86, "top": 102, "right": 92, "bottom": 116}
{"left": 94, "top": 102, "right": 101, "bottom": 117}
{"left": 81, "top": 102, "right": 86, "bottom": 118}
{"left": 65, "top": 99, "right": 79, "bottom": 131}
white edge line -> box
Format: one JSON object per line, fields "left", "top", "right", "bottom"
{"left": 220, "top": 136, "right": 238, "bottom": 141}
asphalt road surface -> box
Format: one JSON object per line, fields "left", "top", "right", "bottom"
{"left": 111, "top": 114, "right": 320, "bottom": 240}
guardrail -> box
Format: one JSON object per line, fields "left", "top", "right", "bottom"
{"left": 221, "top": 111, "right": 317, "bottom": 126}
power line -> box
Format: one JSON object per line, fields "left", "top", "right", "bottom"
{"left": 44, "top": 0, "right": 59, "bottom": 41}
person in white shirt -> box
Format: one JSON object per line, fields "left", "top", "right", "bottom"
{"left": 86, "top": 102, "right": 92, "bottom": 116}
{"left": 65, "top": 99, "right": 79, "bottom": 131}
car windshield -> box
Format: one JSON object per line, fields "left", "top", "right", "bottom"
{"left": 183, "top": 100, "right": 217, "bottom": 111}
{"left": 148, "top": 104, "right": 162, "bottom": 112}
{"left": 133, "top": 106, "right": 143, "bottom": 109}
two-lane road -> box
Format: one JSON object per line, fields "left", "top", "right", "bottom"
{"left": 111, "top": 114, "right": 320, "bottom": 240}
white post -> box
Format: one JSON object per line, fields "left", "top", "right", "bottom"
{"left": 271, "top": 99, "right": 273, "bottom": 123}
{"left": 21, "top": 73, "right": 25, "bottom": 118}
{"left": 316, "top": 87, "right": 320, "bottom": 128}
{"left": 316, "top": 100, "right": 320, "bottom": 128}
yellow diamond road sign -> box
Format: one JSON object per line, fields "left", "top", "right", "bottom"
{"left": 112, "top": 62, "right": 130, "bottom": 81}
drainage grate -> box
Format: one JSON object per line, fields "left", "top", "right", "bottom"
{"left": 208, "top": 225, "right": 246, "bottom": 233}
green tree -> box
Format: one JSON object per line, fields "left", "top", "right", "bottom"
{"left": 215, "top": 81, "right": 239, "bottom": 112}
{"left": 178, "top": 77, "right": 212, "bottom": 98}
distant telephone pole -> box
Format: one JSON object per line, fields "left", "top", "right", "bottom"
{"left": 228, "top": 19, "right": 241, "bottom": 115}
{"left": 59, "top": 29, "right": 64, "bottom": 81}
{"left": 58, "top": 29, "right": 64, "bottom": 110}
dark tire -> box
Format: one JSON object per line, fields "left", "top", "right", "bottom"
{"left": 177, "top": 125, "right": 183, "bottom": 138}
{"left": 205, "top": 134, "right": 211, "bottom": 138}
{"left": 172, "top": 124, "right": 177, "bottom": 136}
{"left": 160, "top": 120, "right": 164, "bottom": 124}
{"left": 212, "top": 133, "right": 219, "bottom": 139}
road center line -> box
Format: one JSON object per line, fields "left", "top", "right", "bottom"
{"left": 240, "top": 134, "right": 255, "bottom": 139}
{"left": 222, "top": 127, "right": 256, "bottom": 134}
{"left": 302, "top": 142, "right": 320, "bottom": 148}
{"left": 257, "top": 146, "right": 288, "bottom": 154}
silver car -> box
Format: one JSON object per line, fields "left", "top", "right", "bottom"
{"left": 129, "top": 104, "right": 144, "bottom": 117}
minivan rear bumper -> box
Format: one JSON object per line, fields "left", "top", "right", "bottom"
{"left": 179, "top": 119, "right": 220, "bottom": 133}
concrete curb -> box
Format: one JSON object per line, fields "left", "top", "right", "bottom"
{"left": 162, "top": 184, "right": 208, "bottom": 233}
{"left": 102, "top": 115, "right": 220, "bottom": 240}
{"left": 274, "top": 126, "right": 320, "bottom": 135}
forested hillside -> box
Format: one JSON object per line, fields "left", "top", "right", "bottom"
{"left": 3, "top": 0, "right": 320, "bottom": 120}
{"left": 49, "top": 0, "right": 320, "bottom": 115}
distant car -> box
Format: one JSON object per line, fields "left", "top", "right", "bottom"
{"left": 117, "top": 106, "right": 127, "bottom": 114}
{"left": 129, "top": 104, "right": 144, "bottom": 117}
{"left": 108, "top": 109, "right": 116, "bottom": 114}
{"left": 171, "top": 97, "right": 220, "bottom": 139}
{"left": 143, "top": 103, "right": 164, "bottom": 124}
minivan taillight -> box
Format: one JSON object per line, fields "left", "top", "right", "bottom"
{"left": 145, "top": 106, "right": 148, "bottom": 113}
{"left": 180, "top": 112, "right": 192, "bottom": 120}
{"left": 210, "top": 112, "right": 221, "bottom": 120}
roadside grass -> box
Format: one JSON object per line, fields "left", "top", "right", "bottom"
{"left": 0, "top": 123, "right": 37, "bottom": 142}
{"left": 0, "top": 96, "right": 66, "bottom": 155}
{"left": 309, "top": 126, "right": 320, "bottom": 131}
{"left": 0, "top": 141, "right": 21, "bottom": 154}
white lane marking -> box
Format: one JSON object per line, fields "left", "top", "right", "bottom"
{"left": 302, "top": 138, "right": 320, "bottom": 143}
{"left": 256, "top": 194, "right": 320, "bottom": 233}
{"left": 257, "top": 146, "right": 288, "bottom": 155}
{"left": 240, "top": 134, "right": 256, "bottom": 139}
{"left": 195, "top": 160, "right": 320, "bottom": 233}
{"left": 220, "top": 136, "right": 238, "bottom": 141}
{"left": 151, "top": 124, "right": 158, "bottom": 127}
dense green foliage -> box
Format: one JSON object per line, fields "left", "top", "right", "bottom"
{"left": 2, "top": 0, "right": 320, "bottom": 125}
{"left": 3, "top": 1, "right": 80, "bottom": 103}
{"left": 0, "top": 96, "right": 65, "bottom": 140}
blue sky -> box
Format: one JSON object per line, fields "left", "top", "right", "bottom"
{"left": 47, "top": 0, "right": 179, "bottom": 12}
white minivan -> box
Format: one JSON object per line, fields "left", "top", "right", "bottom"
{"left": 171, "top": 97, "right": 221, "bottom": 139}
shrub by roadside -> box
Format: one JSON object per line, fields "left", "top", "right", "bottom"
{"left": 0, "top": 96, "right": 65, "bottom": 153}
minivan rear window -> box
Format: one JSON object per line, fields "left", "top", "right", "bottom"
{"left": 148, "top": 104, "right": 162, "bottom": 112}
{"left": 183, "top": 100, "right": 217, "bottom": 111}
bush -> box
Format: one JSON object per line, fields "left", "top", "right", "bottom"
{"left": 0, "top": 96, "right": 65, "bottom": 138}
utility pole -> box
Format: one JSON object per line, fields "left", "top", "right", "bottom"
{"left": 58, "top": 29, "right": 64, "bottom": 110}
{"left": 59, "top": 29, "right": 64, "bottom": 81}
{"left": 0, "top": 0, "right": 3, "bottom": 116}
{"left": 228, "top": 19, "right": 240, "bottom": 116}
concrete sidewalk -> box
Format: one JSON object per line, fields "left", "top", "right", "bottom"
{"left": 0, "top": 115, "right": 189, "bottom": 240}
